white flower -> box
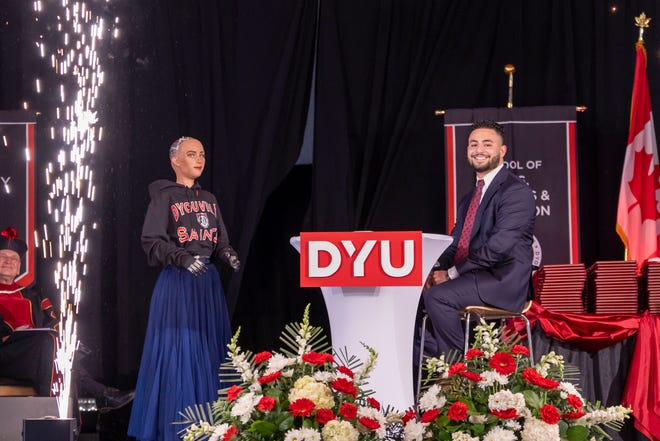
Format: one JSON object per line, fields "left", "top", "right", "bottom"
{"left": 288, "top": 375, "right": 335, "bottom": 408}
{"left": 451, "top": 431, "right": 479, "bottom": 441}
{"left": 425, "top": 355, "right": 449, "bottom": 378}
{"left": 418, "top": 384, "right": 447, "bottom": 411}
{"left": 478, "top": 369, "right": 510, "bottom": 388}
{"left": 284, "top": 428, "right": 321, "bottom": 441}
{"left": 282, "top": 368, "right": 295, "bottom": 378}
{"left": 402, "top": 421, "right": 427, "bottom": 441}
{"left": 294, "top": 336, "right": 310, "bottom": 356}
{"left": 333, "top": 370, "right": 354, "bottom": 381}
{"left": 558, "top": 381, "right": 580, "bottom": 399}
{"left": 266, "top": 353, "right": 296, "bottom": 373}
{"left": 353, "top": 347, "right": 378, "bottom": 383}
{"left": 468, "top": 414, "right": 488, "bottom": 424}
{"left": 521, "top": 416, "right": 560, "bottom": 441}
{"left": 230, "top": 392, "right": 260, "bottom": 423}
{"left": 518, "top": 407, "right": 532, "bottom": 418}
{"left": 536, "top": 352, "right": 563, "bottom": 377}
{"left": 504, "top": 419, "right": 521, "bottom": 431}
{"left": 488, "top": 389, "right": 526, "bottom": 412}
{"left": 321, "top": 420, "right": 359, "bottom": 441}
{"left": 484, "top": 426, "right": 516, "bottom": 441}
{"left": 579, "top": 406, "right": 631, "bottom": 427}
{"left": 313, "top": 371, "right": 334, "bottom": 383}
{"left": 208, "top": 423, "right": 233, "bottom": 441}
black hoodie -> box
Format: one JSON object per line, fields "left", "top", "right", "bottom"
{"left": 141, "top": 179, "right": 235, "bottom": 270}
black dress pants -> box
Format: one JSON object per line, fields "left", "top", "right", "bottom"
{"left": 0, "top": 331, "right": 56, "bottom": 396}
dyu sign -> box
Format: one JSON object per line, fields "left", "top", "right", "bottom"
{"left": 444, "top": 106, "right": 580, "bottom": 265}
{"left": 0, "top": 111, "right": 37, "bottom": 285}
{"left": 299, "top": 231, "right": 423, "bottom": 287}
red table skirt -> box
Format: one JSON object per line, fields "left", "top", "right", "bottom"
{"left": 523, "top": 303, "right": 659, "bottom": 441}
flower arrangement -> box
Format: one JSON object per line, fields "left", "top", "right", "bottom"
{"left": 401, "top": 320, "right": 631, "bottom": 441}
{"left": 181, "top": 305, "right": 390, "bottom": 441}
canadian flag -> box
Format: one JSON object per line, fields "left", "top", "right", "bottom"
{"left": 616, "top": 40, "right": 660, "bottom": 268}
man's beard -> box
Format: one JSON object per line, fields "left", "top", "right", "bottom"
{"left": 469, "top": 153, "right": 500, "bottom": 174}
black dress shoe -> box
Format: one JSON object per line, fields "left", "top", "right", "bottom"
{"left": 97, "top": 387, "right": 135, "bottom": 413}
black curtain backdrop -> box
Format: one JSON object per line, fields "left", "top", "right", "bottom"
{"left": 1, "top": 0, "right": 659, "bottom": 422}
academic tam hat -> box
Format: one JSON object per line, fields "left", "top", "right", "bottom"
{"left": 0, "top": 227, "right": 28, "bottom": 257}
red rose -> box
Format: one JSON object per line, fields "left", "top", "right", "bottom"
{"left": 358, "top": 417, "right": 380, "bottom": 430}
{"left": 511, "top": 345, "right": 530, "bottom": 356}
{"left": 448, "top": 362, "right": 467, "bottom": 377}
{"left": 447, "top": 402, "right": 469, "bottom": 421}
{"left": 367, "top": 397, "right": 381, "bottom": 410}
{"left": 222, "top": 425, "right": 238, "bottom": 441}
{"left": 540, "top": 377, "right": 559, "bottom": 390}
{"left": 567, "top": 394, "right": 584, "bottom": 409}
{"left": 289, "top": 398, "right": 316, "bottom": 417}
{"left": 258, "top": 371, "right": 282, "bottom": 385}
{"left": 337, "top": 366, "right": 354, "bottom": 378}
{"left": 460, "top": 370, "right": 482, "bottom": 382}
{"left": 465, "top": 348, "right": 484, "bottom": 360}
{"left": 332, "top": 378, "right": 357, "bottom": 398}
{"left": 522, "top": 368, "right": 559, "bottom": 390}
{"left": 522, "top": 368, "right": 540, "bottom": 382}
{"left": 316, "top": 408, "right": 336, "bottom": 424}
{"left": 254, "top": 351, "right": 273, "bottom": 364}
{"left": 420, "top": 408, "right": 440, "bottom": 423}
{"left": 257, "top": 395, "right": 276, "bottom": 411}
{"left": 226, "top": 385, "right": 243, "bottom": 402}
{"left": 402, "top": 408, "right": 416, "bottom": 424}
{"left": 491, "top": 408, "right": 518, "bottom": 419}
{"left": 302, "top": 352, "right": 334, "bottom": 365}
{"left": 540, "top": 404, "right": 561, "bottom": 425}
{"left": 563, "top": 410, "right": 587, "bottom": 419}
{"left": 339, "top": 402, "right": 358, "bottom": 419}
{"left": 488, "top": 352, "right": 517, "bottom": 375}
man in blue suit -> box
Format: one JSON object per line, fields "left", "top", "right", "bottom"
{"left": 424, "top": 120, "right": 535, "bottom": 355}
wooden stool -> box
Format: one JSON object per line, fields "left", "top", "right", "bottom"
{"left": 416, "top": 301, "right": 534, "bottom": 404}
{"left": 0, "top": 378, "right": 38, "bottom": 397}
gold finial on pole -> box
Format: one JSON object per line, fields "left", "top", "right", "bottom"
{"left": 504, "top": 64, "right": 515, "bottom": 109}
{"left": 635, "top": 12, "right": 651, "bottom": 42}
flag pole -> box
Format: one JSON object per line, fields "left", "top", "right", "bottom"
{"left": 635, "top": 12, "right": 650, "bottom": 42}
{"left": 504, "top": 64, "right": 515, "bottom": 108}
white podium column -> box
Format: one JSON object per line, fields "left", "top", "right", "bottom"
{"left": 290, "top": 233, "right": 452, "bottom": 410}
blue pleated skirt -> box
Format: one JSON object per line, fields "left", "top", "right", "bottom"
{"left": 128, "top": 264, "right": 231, "bottom": 441}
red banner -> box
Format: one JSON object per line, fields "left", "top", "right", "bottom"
{"left": 299, "top": 231, "right": 423, "bottom": 287}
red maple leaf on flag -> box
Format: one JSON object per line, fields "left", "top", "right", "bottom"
{"left": 627, "top": 148, "right": 660, "bottom": 221}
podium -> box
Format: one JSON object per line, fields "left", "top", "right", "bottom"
{"left": 290, "top": 233, "right": 452, "bottom": 410}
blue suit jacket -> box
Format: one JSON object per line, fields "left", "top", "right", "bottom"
{"left": 436, "top": 167, "right": 536, "bottom": 312}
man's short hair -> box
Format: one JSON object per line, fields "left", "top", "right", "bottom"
{"left": 469, "top": 120, "right": 505, "bottom": 142}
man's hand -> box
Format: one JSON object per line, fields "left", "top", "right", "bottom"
{"left": 432, "top": 269, "right": 449, "bottom": 284}
{"left": 424, "top": 270, "right": 449, "bottom": 291}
